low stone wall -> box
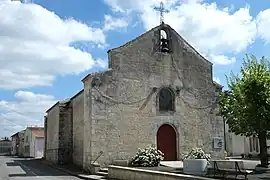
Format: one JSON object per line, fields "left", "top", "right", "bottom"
{"left": 108, "top": 165, "right": 215, "bottom": 180}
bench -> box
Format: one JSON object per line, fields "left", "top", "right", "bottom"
{"left": 209, "top": 160, "right": 253, "bottom": 180}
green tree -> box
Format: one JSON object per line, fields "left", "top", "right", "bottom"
{"left": 219, "top": 54, "right": 270, "bottom": 167}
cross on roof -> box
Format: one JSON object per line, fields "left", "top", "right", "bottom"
{"left": 154, "top": 2, "right": 169, "bottom": 24}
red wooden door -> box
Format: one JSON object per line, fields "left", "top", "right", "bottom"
{"left": 157, "top": 124, "right": 177, "bottom": 161}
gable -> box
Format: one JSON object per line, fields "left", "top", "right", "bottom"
{"left": 107, "top": 23, "right": 212, "bottom": 67}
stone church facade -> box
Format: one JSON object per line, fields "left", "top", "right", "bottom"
{"left": 44, "top": 23, "right": 224, "bottom": 169}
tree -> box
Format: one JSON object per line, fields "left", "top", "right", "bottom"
{"left": 219, "top": 54, "right": 270, "bottom": 167}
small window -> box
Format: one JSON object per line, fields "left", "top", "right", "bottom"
{"left": 158, "top": 88, "right": 175, "bottom": 112}
{"left": 160, "top": 29, "right": 170, "bottom": 53}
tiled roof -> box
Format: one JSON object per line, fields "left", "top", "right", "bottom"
{"left": 28, "top": 127, "right": 44, "bottom": 138}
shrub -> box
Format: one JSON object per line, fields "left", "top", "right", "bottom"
{"left": 129, "top": 144, "right": 164, "bottom": 167}
{"left": 182, "top": 148, "right": 211, "bottom": 161}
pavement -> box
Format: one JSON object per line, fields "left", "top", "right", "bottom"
{"left": 160, "top": 159, "right": 260, "bottom": 170}
{"left": 0, "top": 155, "right": 82, "bottom": 180}
{"left": 160, "top": 159, "right": 270, "bottom": 180}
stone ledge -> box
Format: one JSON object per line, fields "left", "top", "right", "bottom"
{"left": 112, "top": 160, "right": 129, "bottom": 166}
{"left": 108, "top": 165, "right": 216, "bottom": 180}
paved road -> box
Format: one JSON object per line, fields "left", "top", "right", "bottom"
{"left": 0, "top": 156, "right": 81, "bottom": 180}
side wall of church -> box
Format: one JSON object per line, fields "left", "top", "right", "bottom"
{"left": 84, "top": 25, "right": 224, "bottom": 166}
{"left": 45, "top": 104, "right": 60, "bottom": 163}
{"left": 58, "top": 101, "right": 73, "bottom": 164}
{"left": 72, "top": 91, "right": 84, "bottom": 167}
{"left": 83, "top": 77, "right": 93, "bottom": 170}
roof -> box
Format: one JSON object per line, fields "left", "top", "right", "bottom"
{"left": 70, "top": 89, "right": 84, "bottom": 101}
{"left": 0, "top": 139, "right": 11, "bottom": 142}
{"left": 27, "top": 127, "right": 44, "bottom": 137}
{"left": 46, "top": 98, "right": 72, "bottom": 113}
{"left": 28, "top": 127, "right": 44, "bottom": 138}
{"left": 11, "top": 132, "right": 19, "bottom": 137}
{"left": 11, "top": 129, "right": 25, "bottom": 137}
{"left": 213, "top": 81, "right": 223, "bottom": 89}
{"left": 107, "top": 23, "right": 212, "bottom": 66}
{"left": 81, "top": 68, "right": 113, "bottom": 82}
{"left": 46, "top": 101, "right": 59, "bottom": 113}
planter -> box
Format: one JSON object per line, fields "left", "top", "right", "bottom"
{"left": 183, "top": 159, "right": 208, "bottom": 175}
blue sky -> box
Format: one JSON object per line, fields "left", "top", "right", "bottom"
{"left": 1, "top": 0, "right": 270, "bottom": 137}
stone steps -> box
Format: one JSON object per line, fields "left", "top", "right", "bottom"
{"left": 96, "top": 171, "right": 108, "bottom": 176}
{"left": 99, "top": 168, "right": 108, "bottom": 173}
{"left": 92, "top": 168, "right": 108, "bottom": 179}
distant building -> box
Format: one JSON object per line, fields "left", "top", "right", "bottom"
{"left": 11, "top": 130, "right": 25, "bottom": 157}
{"left": 11, "top": 132, "right": 19, "bottom": 156}
{"left": 0, "top": 138, "right": 12, "bottom": 155}
{"left": 225, "top": 124, "right": 270, "bottom": 156}
{"left": 24, "top": 127, "right": 44, "bottom": 158}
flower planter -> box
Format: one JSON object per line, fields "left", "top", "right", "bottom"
{"left": 183, "top": 159, "right": 208, "bottom": 175}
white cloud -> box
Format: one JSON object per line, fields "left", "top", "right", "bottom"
{"left": 0, "top": 91, "right": 58, "bottom": 137}
{"left": 95, "top": 59, "right": 108, "bottom": 69}
{"left": 103, "top": 15, "right": 129, "bottom": 31}
{"left": 210, "top": 54, "right": 236, "bottom": 65}
{"left": 257, "top": 9, "right": 270, "bottom": 43}
{"left": 104, "top": 0, "right": 257, "bottom": 65}
{"left": 0, "top": 1, "right": 106, "bottom": 89}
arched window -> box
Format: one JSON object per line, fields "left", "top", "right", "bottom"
{"left": 158, "top": 88, "right": 175, "bottom": 112}
{"left": 160, "top": 29, "right": 170, "bottom": 53}
{"left": 160, "top": 29, "right": 167, "bottom": 39}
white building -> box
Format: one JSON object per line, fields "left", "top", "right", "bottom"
{"left": 24, "top": 127, "right": 44, "bottom": 158}
{"left": 225, "top": 124, "right": 270, "bottom": 156}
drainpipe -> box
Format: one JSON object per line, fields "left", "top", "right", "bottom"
{"left": 223, "top": 118, "right": 227, "bottom": 152}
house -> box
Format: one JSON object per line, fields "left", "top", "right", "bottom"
{"left": 24, "top": 127, "right": 44, "bottom": 158}
{"left": 11, "top": 132, "right": 19, "bottom": 156}
{"left": 11, "top": 130, "right": 25, "bottom": 157}
{"left": 18, "top": 130, "right": 25, "bottom": 157}
{"left": 225, "top": 123, "right": 270, "bottom": 156}
{"left": 0, "top": 138, "right": 12, "bottom": 155}
{"left": 44, "top": 23, "right": 225, "bottom": 169}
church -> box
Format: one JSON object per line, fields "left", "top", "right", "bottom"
{"left": 44, "top": 22, "right": 225, "bottom": 169}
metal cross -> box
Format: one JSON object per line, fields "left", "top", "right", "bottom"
{"left": 154, "top": 2, "right": 169, "bottom": 24}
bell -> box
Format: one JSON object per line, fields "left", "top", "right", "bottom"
{"left": 160, "top": 38, "right": 170, "bottom": 53}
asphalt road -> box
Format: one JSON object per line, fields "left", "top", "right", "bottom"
{"left": 0, "top": 156, "right": 81, "bottom": 180}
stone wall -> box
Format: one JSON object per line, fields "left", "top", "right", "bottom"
{"left": 83, "top": 77, "right": 93, "bottom": 170}
{"left": 108, "top": 165, "right": 215, "bottom": 180}
{"left": 45, "top": 103, "right": 60, "bottom": 163}
{"left": 23, "top": 128, "right": 31, "bottom": 157}
{"left": 18, "top": 131, "right": 25, "bottom": 157}
{"left": 83, "top": 24, "right": 224, "bottom": 166}
{"left": 71, "top": 90, "right": 84, "bottom": 167}
{"left": 58, "top": 100, "right": 73, "bottom": 164}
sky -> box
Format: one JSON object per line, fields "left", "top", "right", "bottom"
{"left": 0, "top": 0, "right": 270, "bottom": 137}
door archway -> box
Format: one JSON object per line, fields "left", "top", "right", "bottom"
{"left": 157, "top": 124, "right": 177, "bottom": 161}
